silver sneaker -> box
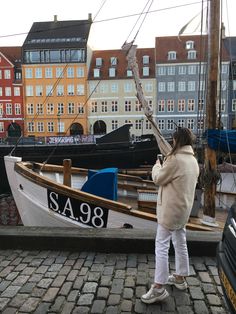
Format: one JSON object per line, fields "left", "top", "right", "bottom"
{"left": 141, "top": 284, "right": 169, "bottom": 304}
{"left": 167, "top": 274, "right": 188, "bottom": 290}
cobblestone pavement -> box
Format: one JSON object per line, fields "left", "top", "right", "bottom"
{"left": 0, "top": 250, "right": 229, "bottom": 314}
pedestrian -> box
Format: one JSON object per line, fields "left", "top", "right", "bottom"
{"left": 141, "top": 127, "right": 199, "bottom": 304}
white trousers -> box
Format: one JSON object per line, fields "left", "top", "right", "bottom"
{"left": 154, "top": 223, "right": 189, "bottom": 284}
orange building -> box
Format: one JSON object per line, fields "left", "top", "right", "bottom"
{"left": 22, "top": 15, "right": 92, "bottom": 137}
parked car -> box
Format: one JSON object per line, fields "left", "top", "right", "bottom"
{"left": 216, "top": 202, "right": 236, "bottom": 314}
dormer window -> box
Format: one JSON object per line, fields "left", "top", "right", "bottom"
{"left": 109, "top": 68, "right": 116, "bottom": 77}
{"left": 187, "top": 50, "right": 197, "bottom": 59}
{"left": 95, "top": 58, "right": 102, "bottom": 66}
{"left": 143, "top": 66, "right": 149, "bottom": 76}
{"left": 93, "top": 68, "right": 100, "bottom": 78}
{"left": 168, "top": 51, "right": 176, "bottom": 60}
{"left": 110, "top": 57, "right": 117, "bottom": 66}
{"left": 186, "top": 41, "right": 194, "bottom": 50}
{"left": 143, "top": 55, "right": 149, "bottom": 64}
{"left": 127, "top": 69, "right": 132, "bottom": 77}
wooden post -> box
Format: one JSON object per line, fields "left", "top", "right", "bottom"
{"left": 203, "top": 0, "right": 220, "bottom": 224}
{"left": 63, "top": 159, "right": 72, "bottom": 187}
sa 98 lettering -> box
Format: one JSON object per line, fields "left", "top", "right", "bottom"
{"left": 47, "top": 190, "right": 109, "bottom": 228}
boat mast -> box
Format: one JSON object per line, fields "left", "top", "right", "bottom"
{"left": 202, "top": 0, "right": 221, "bottom": 225}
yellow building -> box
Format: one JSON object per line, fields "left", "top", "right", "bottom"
{"left": 22, "top": 15, "right": 92, "bottom": 138}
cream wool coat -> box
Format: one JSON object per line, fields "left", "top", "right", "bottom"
{"left": 152, "top": 145, "right": 199, "bottom": 230}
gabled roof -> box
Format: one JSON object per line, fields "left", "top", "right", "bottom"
{"left": 155, "top": 35, "right": 228, "bottom": 63}
{"left": 23, "top": 17, "right": 92, "bottom": 50}
{"left": 88, "top": 48, "right": 155, "bottom": 80}
{"left": 0, "top": 47, "right": 22, "bottom": 66}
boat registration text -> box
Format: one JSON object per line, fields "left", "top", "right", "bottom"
{"left": 47, "top": 190, "right": 109, "bottom": 228}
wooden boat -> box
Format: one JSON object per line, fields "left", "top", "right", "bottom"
{"left": 4, "top": 155, "right": 228, "bottom": 232}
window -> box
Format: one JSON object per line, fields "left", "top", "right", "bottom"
{"left": 96, "top": 58, "right": 102, "bottom": 66}
{"left": 56, "top": 67, "right": 64, "bottom": 78}
{"left": 232, "top": 99, "right": 236, "bottom": 111}
{"left": 158, "top": 119, "right": 165, "bottom": 130}
{"left": 167, "top": 82, "right": 175, "bottom": 92}
{"left": 145, "top": 120, "right": 152, "bottom": 130}
{"left": 111, "top": 83, "right": 118, "bottom": 93}
{"left": 47, "top": 103, "right": 54, "bottom": 114}
{"left": 178, "top": 119, "right": 185, "bottom": 128}
{"left": 57, "top": 85, "right": 64, "bottom": 96}
{"left": 158, "top": 82, "right": 165, "bottom": 92}
{"left": 124, "top": 83, "right": 132, "bottom": 93}
{"left": 26, "top": 86, "right": 33, "bottom": 96}
{"left": 110, "top": 57, "right": 117, "bottom": 66}
{"left": 179, "top": 66, "right": 186, "bottom": 75}
{"left": 167, "top": 100, "right": 174, "bottom": 112}
{"left": 198, "top": 99, "right": 204, "bottom": 111}
{"left": 15, "top": 71, "right": 21, "bottom": 80}
{"left": 109, "top": 68, "right": 116, "bottom": 77}
{"left": 219, "top": 99, "right": 225, "bottom": 112}
{"left": 168, "top": 51, "right": 176, "bottom": 60}
{"left": 46, "top": 85, "right": 53, "bottom": 96}
{"left": 5, "top": 87, "right": 11, "bottom": 96}
{"left": 25, "top": 68, "right": 33, "bottom": 78}
{"left": 6, "top": 103, "right": 12, "bottom": 115}
{"left": 221, "top": 80, "right": 227, "bottom": 91}
{"left": 178, "top": 81, "right": 186, "bottom": 92}
{"left": 188, "top": 65, "right": 196, "bottom": 75}
{"left": 157, "top": 67, "right": 166, "bottom": 75}
{"left": 27, "top": 122, "right": 35, "bottom": 132}
{"left": 14, "top": 87, "right": 20, "bottom": 96}
{"left": 4, "top": 70, "right": 11, "bottom": 79}
{"left": 58, "top": 121, "right": 65, "bottom": 133}
{"left": 188, "top": 81, "right": 195, "bottom": 91}
{"left": 0, "top": 70, "right": 2, "bottom": 79}
{"left": 45, "top": 67, "right": 53, "bottom": 78}
{"left": 47, "top": 122, "right": 54, "bottom": 132}
{"left": 27, "top": 103, "right": 34, "bottom": 114}
{"left": 221, "top": 64, "right": 228, "bottom": 74}
{"left": 67, "top": 84, "right": 75, "bottom": 96}
{"left": 77, "top": 67, "right": 84, "bottom": 77}
{"left": 143, "top": 67, "right": 149, "bottom": 76}
{"left": 197, "top": 118, "right": 204, "bottom": 130}
{"left": 101, "top": 101, "right": 108, "bottom": 112}
{"left": 127, "top": 70, "right": 132, "bottom": 77}
{"left": 187, "top": 119, "right": 194, "bottom": 130}
{"left": 167, "top": 66, "right": 175, "bottom": 75}
{"left": 35, "top": 68, "right": 42, "bottom": 78}
{"left": 0, "top": 88, "right": 2, "bottom": 96}
{"left": 187, "top": 50, "right": 197, "bottom": 59}
{"left": 178, "top": 99, "right": 185, "bottom": 112}
{"left": 188, "top": 99, "right": 195, "bottom": 111}
{"left": 0, "top": 104, "right": 3, "bottom": 115}
{"left": 135, "top": 119, "right": 142, "bottom": 130}
{"left": 67, "top": 67, "right": 74, "bottom": 78}
{"left": 100, "top": 84, "right": 108, "bottom": 93}
{"left": 36, "top": 103, "right": 44, "bottom": 115}
{"left": 145, "top": 82, "right": 153, "bottom": 92}
{"left": 77, "top": 84, "right": 84, "bottom": 95}
{"left": 36, "top": 85, "right": 43, "bottom": 96}
{"left": 91, "top": 101, "right": 97, "bottom": 113}
{"left": 186, "top": 41, "right": 194, "bottom": 49}
{"left": 78, "top": 103, "right": 84, "bottom": 114}
{"left": 37, "top": 122, "right": 44, "bottom": 132}
{"left": 15, "top": 103, "right": 21, "bottom": 115}
{"left": 167, "top": 119, "right": 174, "bottom": 131}
{"left": 0, "top": 122, "right": 4, "bottom": 132}
{"left": 68, "top": 102, "right": 75, "bottom": 114}
{"left": 200, "top": 64, "right": 206, "bottom": 74}
{"left": 158, "top": 100, "right": 165, "bottom": 112}
{"left": 135, "top": 100, "right": 142, "bottom": 112}
{"left": 90, "top": 83, "right": 98, "bottom": 94}
{"left": 111, "top": 101, "right": 118, "bottom": 112}
{"left": 57, "top": 103, "right": 64, "bottom": 114}
{"left": 143, "top": 55, "right": 149, "bottom": 64}
{"left": 125, "top": 100, "right": 132, "bottom": 112}
{"left": 199, "top": 80, "right": 205, "bottom": 91}
{"left": 94, "top": 68, "right": 100, "bottom": 78}
{"left": 112, "top": 120, "right": 118, "bottom": 130}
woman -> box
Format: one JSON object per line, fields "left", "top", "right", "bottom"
{"left": 141, "top": 127, "right": 199, "bottom": 304}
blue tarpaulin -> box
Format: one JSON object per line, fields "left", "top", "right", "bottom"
{"left": 206, "top": 129, "right": 236, "bottom": 153}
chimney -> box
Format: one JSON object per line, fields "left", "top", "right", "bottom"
{"left": 221, "top": 22, "right": 226, "bottom": 39}
{"left": 88, "top": 13, "right": 92, "bottom": 22}
{"left": 54, "top": 15, "right": 58, "bottom": 23}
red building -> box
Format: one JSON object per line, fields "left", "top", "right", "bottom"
{"left": 0, "top": 47, "right": 24, "bottom": 141}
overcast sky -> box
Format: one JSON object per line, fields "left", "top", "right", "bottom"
{"left": 0, "top": 0, "right": 235, "bottom": 49}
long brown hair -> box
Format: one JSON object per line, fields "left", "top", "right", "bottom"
{"left": 170, "top": 127, "right": 196, "bottom": 156}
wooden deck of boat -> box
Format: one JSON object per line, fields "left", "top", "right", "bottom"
{"left": 119, "top": 194, "right": 228, "bottom": 232}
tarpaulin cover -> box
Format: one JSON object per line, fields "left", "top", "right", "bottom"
{"left": 206, "top": 129, "right": 236, "bottom": 153}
